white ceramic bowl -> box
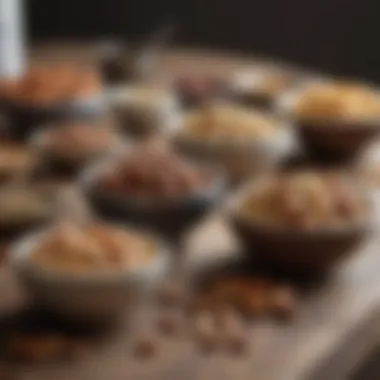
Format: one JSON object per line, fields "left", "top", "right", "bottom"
{"left": 9, "top": 226, "right": 170, "bottom": 322}
{"left": 106, "top": 85, "right": 181, "bottom": 138}
{"left": 172, "top": 115, "right": 298, "bottom": 184}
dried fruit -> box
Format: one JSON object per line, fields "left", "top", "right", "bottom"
{"left": 157, "top": 312, "right": 181, "bottom": 336}
{"left": 157, "top": 280, "right": 183, "bottom": 307}
{"left": 187, "top": 292, "right": 220, "bottom": 314}
{"left": 270, "top": 285, "right": 298, "bottom": 320}
{"left": 238, "top": 291, "right": 269, "bottom": 318}
{"left": 193, "top": 311, "right": 219, "bottom": 353}
{"left": 5, "top": 335, "right": 67, "bottom": 362}
{"left": 65, "top": 339, "right": 90, "bottom": 359}
{"left": 132, "top": 337, "right": 157, "bottom": 359}
{"left": 221, "top": 309, "right": 248, "bottom": 355}
{"left": 98, "top": 142, "right": 210, "bottom": 199}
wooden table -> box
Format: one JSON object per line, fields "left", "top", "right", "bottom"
{"left": 1, "top": 212, "right": 380, "bottom": 380}
{"left": 1, "top": 46, "right": 380, "bottom": 380}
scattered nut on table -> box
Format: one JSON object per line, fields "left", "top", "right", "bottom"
{"left": 269, "top": 285, "right": 298, "bottom": 320}
{"left": 5, "top": 335, "right": 68, "bottom": 362}
{"left": 157, "top": 280, "right": 183, "bottom": 307}
{"left": 132, "top": 336, "right": 158, "bottom": 359}
{"left": 65, "top": 339, "right": 91, "bottom": 359}
{"left": 157, "top": 311, "right": 182, "bottom": 336}
{"left": 221, "top": 309, "right": 249, "bottom": 354}
{"left": 193, "top": 311, "right": 220, "bottom": 353}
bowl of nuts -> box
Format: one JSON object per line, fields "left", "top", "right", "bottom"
{"left": 9, "top": 221, "right": 170, "bottom": 322}
{"left": 228, "top": 171, "right": 373, "bottom": 272}
{"left": 0, "top": 62, "right": 106, "bottom": 140}
{"left": 173, "top": 103, "right": 297, "bottom": 184}
{"left": 0, "top": 182, "right": 63, "bottom": 238}
{"left": 107, "top": 85, "right": 180, "bottom": 138}
{"left": 277, "top": 80, "right": 380, "bottom": 162}
{"left": 231, "top": 67, "right": 301, "bottom": 110}
{"left": 0, "top": 141, "right": 39, "bottom": 184}
{"left": 173, "top": 73, "right": 229, "bottom": 109}
{"left": 32, "top": 121, "right": 127, "bottom": 177}
{"left": 81, "top": 139, "right": 225, "bottom": 243}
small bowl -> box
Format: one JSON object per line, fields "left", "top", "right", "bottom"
{"left": 80, "top": 159, "right": 225, "bottom": 243}
{"left": 31, "top": 124, "right": 128, "bottom": 177}
{"left": 276, "top": 85, "right": 380, "bottom": 163}
{"left": 98, "top": 42, "right": 156, "bottom": 85}
{"left": 0, "top": 182, "right": 62, "bottom": 238}
{"left": 9, "top": 226, "right": 170, "bottom": 323}
{"left": 4, "top": 94, "right": 107, "bottom": 141}
{"left": 107, "top": 85, "right": 180, "bottom": 138}
{"left": 173, "top": 75, "right": 230, "bottom": 109}
{"left": 230, "top": 67, "right": 303, "bottom": 110}
{"left": 0, "top": 142, "right": 40, "bottom": 184}
{"left": 228, "top": 180, "right": 373, "bottom": 273}
{"left": 173, "top": 117, "right": 297, "bottom": 185}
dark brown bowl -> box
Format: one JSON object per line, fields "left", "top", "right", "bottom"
{"left": 229, "top": 214, "right": 371, "bottom": 274}
{"left": 3, "top": 95, "right": 107, "bottom": 141}
{"left": 276, "top": 85, "right": 380, "bottom": 163}
{"left": 80, "top": 162, "right": 225, "bottom": 243}
{"left": 172, "top": 124, "right": 297, "bottom": 186}
{"left": 298, "top": 121, "right": 380, "bottom": 163}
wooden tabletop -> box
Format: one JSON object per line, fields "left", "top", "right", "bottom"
{"left": 0, "top": 46, "right": 380, "bottom": 380}
{"left": 1, "top": 212, "right": 380, "bottom": 380}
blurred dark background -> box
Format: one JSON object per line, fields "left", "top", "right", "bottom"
{"left": 28, "top": 0, "right": 380, "bottom": 81}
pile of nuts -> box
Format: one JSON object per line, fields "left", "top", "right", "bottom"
{"left": 238, "top": 171, "right": 367, "bottom": 228}
{"left": 0, "top": 142, "right": 36, "bottom": 176}
{"left": 97, "top": 141, "right": 211, "bottom": 198}
{"left": 36, "top": 122, "right": 119, "bottom": 159}
{"left": 180, "top": 104, "right": 279, "bottom": 142}
{"left": 132, "top": 274, "right": 298, "bottom": 359}
{"left": 2, "top": 334, "right": 90, "bottom": 363}
{"left": 30, "top": 222, "right": 155, "bottom": 274}
{"left": 0, "top": 63, "right": 101, "bottom": 106}
{"left": 292, "top": 82, "right": 380, "bottom": 122}
{"left": 0, "top": 274, "right": 298, "bottom": 363}
{"left": 234, "top": 70, "right": 295, "bottom": 98}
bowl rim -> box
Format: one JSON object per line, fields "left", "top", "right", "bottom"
{"left": 227, "top": 174, "right": 375, "bottom": 238}
{"left": 230, "top": 67, "right": 304, "bottom": 96}
{"left": 30, "top": 123, "right": 129, "bottom": 162}
{"left": 9, "top": 222, "right": 171, "bottom": 286}
{"left": 171, "top": 108, "right": 297, "bottom": 156}
{"left": 105, "top": 84, "right": 178, "bottom": 109}
{"left": 275, "top": 80, "right": 380, "bottom": 128}
{"left": 172, "top": 123, "right": 296, "bottom": 158}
